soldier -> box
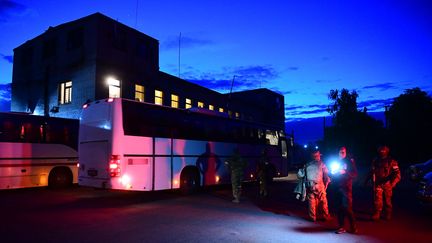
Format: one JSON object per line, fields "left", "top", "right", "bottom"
{"left": 297, "top": 150, "right": 331, "bottom": 222}
{"left": 366, "top": 145, "right": 401, "bottom": 221}
{"left": 256, "top": 148, "right": 270, "bottom": 197}
{"left": 331, "top": 147, "right": 358, "bottom": 234}
{"left": 225, "top": 148, "right": 247, "bottom": 203}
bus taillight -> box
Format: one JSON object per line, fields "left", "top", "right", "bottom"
{"left": 109, "top": 155, "right": 121, "bottom": 177}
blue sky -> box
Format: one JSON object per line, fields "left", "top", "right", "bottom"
{"left": 1, "top": 0, "right": 431, "bottom": 123}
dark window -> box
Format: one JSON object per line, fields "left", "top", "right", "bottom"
{"left": 67, "top": 27, "right": 84, "bottom": 50}
{"left": 0, "top": 113, "right": 78, "bottom": 149}
{"left": 121, "top": 99, "right": 273, "bottom": 144}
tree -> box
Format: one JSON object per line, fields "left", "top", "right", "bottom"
{"left": 387, "top": 88, "right": 432, "bottom": 164}
{"left": 327, "top": 89, "right": 359, "bottom": 127}
{"left": 324, "top": 89, "right": 385, "bottom": 166}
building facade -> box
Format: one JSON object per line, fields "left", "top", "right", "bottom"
{"left": 11, "top": 13, "right": 285, "bottom": 128}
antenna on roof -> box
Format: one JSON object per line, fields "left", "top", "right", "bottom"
{"left": 135, "top": 0, "right": 139, "bottom": 28}
{"left": 178, "top": 32, "right": 181, "bottom": 78}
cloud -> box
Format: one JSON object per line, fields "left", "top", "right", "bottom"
{"left": 182, "top": 65, "right": 279, "bottom": 92}
{"left": 161, "top": 35, "right": 213, "bottom": 50}
{"left": 358, "top": 98, "right": 394, "bottom": 112}
{"left": 275, "top": 89, "right": 295, "bottom": 95}
{"left": 0, "top": 0, "right": 28, "bottom": 22}
{"left": 285, "top": 105, "right": 306, "bottom": 111}
{"left": 362, "top": 82, "right": 397, "bottom": 91}
{"left": 0, "top": 83, "right": 11, "bottom": 112}
{"left": 285, "top": 104, "right": 329, "bottom": 119}
{"left": 0, "top": 83, "right": 11, "bottom": 101}
{"left": 315, "top": 79, "right": 341, "bottom": 84}
{"left": 1, "top": 54, "right": 13, "bottom": 63}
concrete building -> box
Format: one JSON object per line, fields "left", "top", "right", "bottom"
{"left": 11, "top": 12, "right": 285, "bottom": 128}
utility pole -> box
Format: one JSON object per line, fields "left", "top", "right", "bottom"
{"left": 135, "top": 0, "right": 139, "bottom": 28}
{"left": 178, "top": 32, "right": 181, "bottom": 78}
{"left": 384, "top": 105, "right": 389, "bottom": 129}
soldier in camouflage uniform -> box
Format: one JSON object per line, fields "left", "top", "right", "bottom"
{"left": 297, "top": 150, "right": 331, "bottom": 221}
{"left": 366, "top": 146, "right": 401, "bottom": 221}
{"left": 225, "top": 148, "right": 247, "bottom": 203}
{"left": 257, "top": 148, "right": 270, "bottom": 197}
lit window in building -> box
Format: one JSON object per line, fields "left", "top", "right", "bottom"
{"left": 185, "top": 98, "right": 192, "bottom": 109}
{"left": 209, "top": 105, "right": 214, "bottom": 110}
{"left": 171, "top": 94, "right": 179, "bottom": 108}
{"left": 107, "top": 77, "right": 121, "bottom": 98}
{"left": 59, "top": 81, "right": 72, "bottom": 104}
{"left": 198, "top": 101, "right": 204, "bottom": 108}
{"left": 235, "top": 112, "right": 240, "bottom": 119}
{"left": 219, "top": 108, "right": 224, "bottom": 113}
{"left": 135, "top": 84, "right": 145, "bottom": 102}
{"left": 155, "top": 90, "right": 163, "bottom": 105}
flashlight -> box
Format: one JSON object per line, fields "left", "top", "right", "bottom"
{"left": 330, "top": 160, "right": 347, "bottom": 175}
{"left": 330, "top": 161, "right": 341, "bottom": 175}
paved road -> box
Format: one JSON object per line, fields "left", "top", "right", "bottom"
{"left": 1, "top": 174, "right": 431, "bottom": 243}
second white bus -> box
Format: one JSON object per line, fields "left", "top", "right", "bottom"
{"left": 0, "top": 112, "right": 78, "bottom": 189}
{"left": 78, "top": 98, "right": 289, "bottom": 192}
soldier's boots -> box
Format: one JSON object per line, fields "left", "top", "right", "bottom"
{"left": 371, "top": 212, "right": 380, "bottom": 221}
{"left": 384, "top": 213, "right": 392, "bottom": 220}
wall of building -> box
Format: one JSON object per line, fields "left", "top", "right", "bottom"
{"left": 11, "top": 12, "right": 285, "bottom": 129}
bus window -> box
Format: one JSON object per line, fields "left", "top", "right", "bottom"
{"left": 0, "top": 112, "right": 79, "bottom": 189}
{"left": 266, "top": 130, "right": 279, "bottom": 145}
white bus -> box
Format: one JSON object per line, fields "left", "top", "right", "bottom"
{"left": 0, "top": 112, "right": 79, "bottom": 189}
{"left": 78, "top": 98, "right": 289, "bottom": 192}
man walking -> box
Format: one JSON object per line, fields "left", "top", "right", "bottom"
{"left": 297, "top": 150, "right": 331, "bottom": 222}
{"left": 331, "top": 146, "right": 358, "bottom": 234}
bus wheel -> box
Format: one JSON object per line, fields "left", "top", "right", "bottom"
{"left": 180, "top": 167, "right": 200, "bottom": 195}
{"left": 48, "top": 167, "right": 73, "bottom": 189}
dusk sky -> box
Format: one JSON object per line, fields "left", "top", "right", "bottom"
{"left": 1, "top": 0, "right": 431, "bottom": 125}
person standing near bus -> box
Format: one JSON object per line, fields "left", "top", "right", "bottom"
{"left": 331, "top": 146, "right": 358, "bottom": 234}
{"left": 365, "top": 145, "right": 401, "bottom": 221}
{"left": 197, "top": 143, "right": 222, "bottom": 185}
{"left": 225, "top": 148, "right": 248, "bottom": 203}
{"left": 297, "top": 150, "right": 331, "bottom": 221}
{"left": 256, "top": 148, "right": 270, "bottom": 198}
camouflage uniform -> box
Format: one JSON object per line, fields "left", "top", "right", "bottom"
{"left": 298, "top": 156, "right": 331, "bottom": 221}
{"left": 370, "top": 155, "right": 401, "bottom": 220}
{"left": 257, "top": 151, "right": 270, "bottom": 197}
{"left": 225, "top": 149, "right": 247, "bottom": 203}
